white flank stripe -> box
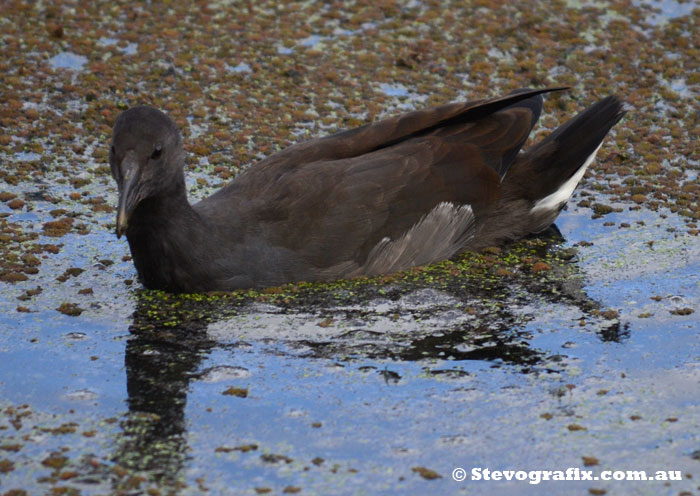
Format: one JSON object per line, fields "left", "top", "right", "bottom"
{"left": 531, "top": 142, "right": 603, "bottom": 214}
{"left": 362, "top": 202, "right": 475, "bottom": 275}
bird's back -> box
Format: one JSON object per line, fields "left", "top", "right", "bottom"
{"left": 194, "top": 88, "right": 564, "bottom": 281}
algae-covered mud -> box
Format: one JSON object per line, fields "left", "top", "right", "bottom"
{"left": 1, "top": 0, "right": 698, "bottom": 495}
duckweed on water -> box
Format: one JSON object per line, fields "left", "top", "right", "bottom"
{"left": 0, "top": 0, "right": 698, "bottom": 295}
{"left": 1, "top": 1, "right": 699, "bottom": 495}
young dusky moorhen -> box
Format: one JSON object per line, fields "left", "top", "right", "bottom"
{"left": 110, "top": 87, "right": 625, "bottom": 292}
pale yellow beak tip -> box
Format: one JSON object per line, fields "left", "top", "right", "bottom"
{"left": 116, "top": 209, "right": 128, "bottom": 238}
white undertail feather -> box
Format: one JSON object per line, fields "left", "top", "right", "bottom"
{"left": 530, "top": 142, "right": 603, "bottom": 214}
{"left": 362, "top": 202, "right": 475, "bottom": 275}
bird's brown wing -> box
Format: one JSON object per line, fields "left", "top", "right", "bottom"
{"left": 244, "top": 137, "right": 493, "bottom": 272}
{"left": 235, "top": 87, "right": 565, "bottom": 181}
{"left": 233, "top": 110, "right": 547, "bottom": 271}
{"left": 195, "top": 88, "right": 564, "bottom": 275}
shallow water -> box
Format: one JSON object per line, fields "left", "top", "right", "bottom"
{"left": 1, "top": 195, "right": 699, "bottom": 495}
{"left": 1, "top": 0, "right": 699, "bottom": 494}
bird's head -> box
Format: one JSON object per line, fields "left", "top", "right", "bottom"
{"left": 110, "top": 106, "right": 185, "bottom": 238}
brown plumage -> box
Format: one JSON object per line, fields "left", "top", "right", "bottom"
{"left": 110, "top": 87, "right": 626, "bottom": 292}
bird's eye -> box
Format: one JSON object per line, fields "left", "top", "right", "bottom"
{"left": 151, "top": 145, "right": 162, "bottom": 160}
{"left": 110, "top": 145, "right": 116, "bottom": 155}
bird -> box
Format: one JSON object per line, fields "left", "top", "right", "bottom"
{"left": 110, "top": 87, "right": 626, "bottom": 293}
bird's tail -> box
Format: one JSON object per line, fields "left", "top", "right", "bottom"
{"left": 506, "top": 96, "right": 627, "bottom": 205}
{"left": 503, "top": 95, "right": 627, "bottom": 230}
{"left": 471, "top": 96, "right": 627, "bottom": 249}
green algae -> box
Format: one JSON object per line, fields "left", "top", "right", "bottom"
{"left": 0, "top": 0, "right": 698, "bottom": 494}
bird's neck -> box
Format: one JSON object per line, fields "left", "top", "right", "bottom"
{"left": 125, "top": 188, "right": 214, "bottom": 292}
{"left": 134, "top": 185, "right": 191, "bottom": 224}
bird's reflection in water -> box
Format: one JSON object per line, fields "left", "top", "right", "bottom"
{"left": 112, "top": 304, "right": 216, "bottom": 491}
{"left": 110, "top": 229, "right": 628, "bottom": 489}
{"left": 298, "top": 228, "right": 629, "bottom": 373}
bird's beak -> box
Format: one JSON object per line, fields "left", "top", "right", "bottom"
{"left": 116, "top": 152, "right": 140, "bottom": 239}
